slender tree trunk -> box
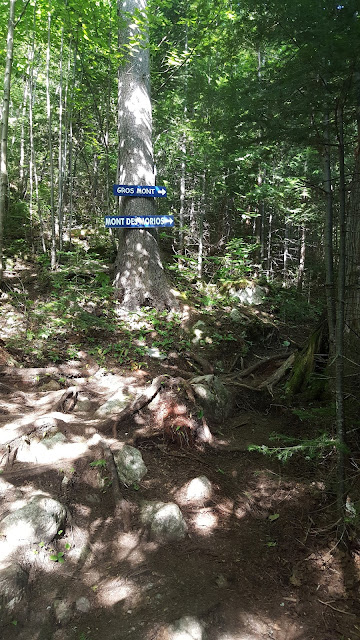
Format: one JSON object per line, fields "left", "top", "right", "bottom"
{"left": 267, "top": 210, "right": 273, "bottom": 279}
{"left": 0, "top": 0, "right": 16, "bottom": 280}
{"left": 283, "top": 218, "right": 290, "bottom": 286}
{"left": 19, "top": 70, "right": 29, "bottom": 198}
{"left": 46, "top": 6, "right": 56, "bottom": 269}
{"left": 336, "top": 104, "right": 347, "bottom": 518}
{"left": 197, "top": 172, "right": 205, "bottom": 281}
{"left": 323, "top": 114, "right": 336, "bottom": 350}
{"left": 297, "top": 224, "right": 306, "bottom": 290}
{"left": 57, "top": 24, "right": 64, "bottom": 251}
{"left": 114, "top": 0, "right": 176, "bottom": 310}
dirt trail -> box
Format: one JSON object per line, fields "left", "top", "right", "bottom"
{"left": 0, "top": 362, "right": 359, "bottom": 640}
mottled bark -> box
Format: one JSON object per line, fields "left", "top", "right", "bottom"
{"left": 114, "top": 0, "right": 176, "bottom": 310}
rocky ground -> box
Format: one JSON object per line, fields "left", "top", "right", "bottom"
{"left": 0, "top": 262, "right": 359, "bottom": 640}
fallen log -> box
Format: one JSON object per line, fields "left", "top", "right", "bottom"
{"left": 258, "top": 353, "right": 296, "bottom": 392}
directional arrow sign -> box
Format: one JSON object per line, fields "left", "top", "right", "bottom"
{"left": 104, "top": 215, "right": 174, "bottom": 228}
{"left": 113, "top": 185, "right": 167, "bottom": 197}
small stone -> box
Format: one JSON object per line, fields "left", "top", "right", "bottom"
{"left": 114, "top": 445, "right": 147, "bottom": 486}
{"left": 185, "top": 476, "right": 212, "bottom": 504}
{"left": 54, "top": 598, "right": 73, "bottom": 624}
{"left": 95, "top": 390, "right": 133, "bottom": 417}
{"left": 38, "top": 380, "right": 62, "bottom": 391}
{"left": 76, "top": 596, "right": 91, "bottom": 613}
{"left": 167, "top": 616, "right": 205, "bottom": 640}
{"left": 140, "top": 501, "right": 187, "bottom": 542}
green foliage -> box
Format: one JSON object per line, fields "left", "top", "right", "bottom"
{"left": 268, "top": 286, "right": 321, "bottom": 324}
{"left": 90, "top": 459, "right": 107, "bottom": 468}
{"left": 248, "top": 431, "right": 347, "bottom": 463}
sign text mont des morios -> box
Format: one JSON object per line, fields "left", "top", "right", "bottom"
{"left": 113, "top": 184, "right": 167, "bottom": 197}
{"left": 105, "top": 215, "right": 174, "bottom": 228}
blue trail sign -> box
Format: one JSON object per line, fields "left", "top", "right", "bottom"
{"left": 104, "top": 215, "right": 174, "bottom": 228}
{"left": 113, "top": 185, "right": 167, "bottom": 197}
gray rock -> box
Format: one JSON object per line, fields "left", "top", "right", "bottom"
{"left": 76, "top": 396, "right": 93, "bottom": 412}
{"left": 229, "top": 283, "right": 266, "bottom": 306}
{"left": 192, "top": 320, "right": 208, "bottom": 345}
{"left": 191, "top": 375, "right": 231, "bottom": 422}
{"left": 0, "top": 494, "right": 66, "bottom": 544}
{"left": 95, "top": 389, "right": 133, "bottom": 417}
{"left": 76, "top": 596, "right": 91, "bottom": 613}
{"left": 185, "top": 476, "right": 212, "bottom": 504}
{"left": 143, "top": 346, "right": 167, "bottom": 360}
{"left": 167, "top": 616, "right": 205, "bottom": 640}
{"left": 38, "top": 380, "right": 62, "bottom": 391}
{"left": 140, "top": 501, "right": 187, "bottom": 542}
{"left": 229, "top": 308, "right": 243, "bottom": 323}
{"left": 114, "top": 445, "right": 147, "bottom": 486}
{"left": 53, "top": 598, "right": 73, "bottom": 624}
{"left": 0, "top": 563, "right": 28, "bottom": 627}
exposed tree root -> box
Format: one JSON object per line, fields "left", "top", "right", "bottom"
{"left": 101, "top": 442, "right": 131, "bottom": 531}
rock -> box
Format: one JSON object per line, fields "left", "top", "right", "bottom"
{"left": 38, "top": 380, "right": 62, "bottom": 391}
{"left": 0, "top": 494, "right": 66, "bottom": 544}
{"left": 185, "top": 476, "right": 212, "bottom": 504}
{"left": 114, "top": 445, "right": 147, "bottom": 487}
{"left": 191, "top": 375, "right": 231, "bottom": 422}
{"left": 191, "top": 320, "right": 208, "bottom": 345}
{"left": 0, "top": 563, "right": 28, "bottom": 627}
{"left": 76, "top": 596, "right": 91, "bottom": 613}
{"left": 144, "top": 346, "right": 167, "bottom": 360}
{"left": 53, "top": 598, "right": 73, "bottom": 624}
{"left": 140, "top": 501, "right": 187, "bottom": 542}
{"left": 229, "top": 308, "right": 243, "bottom": 323}
{"left": 76, "top": 396, "right": 93, "bottom": 412}
{"left": 95, "top": 389, "right": 133, "bottom": 417}
{"left": 167, "top": 616, "right": 205, "bottom": 640}
{"left": 229, "top": 283, "right": 266, "bottom": 306}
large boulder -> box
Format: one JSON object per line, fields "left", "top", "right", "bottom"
{"left": 0, "top": 563, "right": 28, "bottom": 627}
{"left": 229, "top": 283, "right": 266, "bottom": 306}
{"left": 0, "top": 494, "right": 66, "bottom": 544}
{"left": 114, "top": 445, "right": 147, "bottom": 487}
{"left": 140, "top": 501, "right": 187, "bottom": 542}
{"left": 191, "top": 375, "right": 231, "bottom": 422}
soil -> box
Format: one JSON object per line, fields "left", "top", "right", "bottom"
{"left": 0, "top": 264, "right": 360, "bottom": 640}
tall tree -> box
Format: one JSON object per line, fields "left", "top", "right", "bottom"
{"left": 114, "top": 0, "right": 176, "bottom": 310}
{"left": 0, "top": 0, "right": 16, "bottom": 279}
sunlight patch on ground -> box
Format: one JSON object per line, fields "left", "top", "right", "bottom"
{"left": 114, "top": 532, "right": 146, "bottom": 565}
{"left": 191, "top": 508, "right": 218, "bottom": 535}
{"left": 97, "top": 577, "right": 135, "bottom": 607}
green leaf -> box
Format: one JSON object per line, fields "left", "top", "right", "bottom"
{"left": 269, "top": 514, "right": 280, "bottom": 522}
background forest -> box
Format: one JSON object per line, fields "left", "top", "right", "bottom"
{"left": 2, "top": 3, "right": 360, "bottom": 640}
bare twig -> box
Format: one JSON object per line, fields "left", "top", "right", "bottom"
{"left": 318, "top": 599, "right": 356, "bottom": 616}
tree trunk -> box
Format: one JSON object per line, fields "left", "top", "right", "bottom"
{"left": 46, "top": 6, "right": 56, "bottom": 269}
{"left": 336, "top": 104, "right": 347, "bottom": 518}
{"left": 323, "top": 113, "right": 336, "bottom": 351}
{"left": 0, "top": 0, "right": 16, "bottom": 280}
{"left": 297, "top": 224, "right": 306, "bottom": 290}
{"left": 114, "top": 0, "right": 176, "bottom": 310}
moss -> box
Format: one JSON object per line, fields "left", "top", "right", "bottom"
{"left": 286, "top": 321, "right": 328, "bottom": 398}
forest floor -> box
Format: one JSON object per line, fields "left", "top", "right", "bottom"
{"left": 0, "top": 259, "right": 360, "bottom": 640}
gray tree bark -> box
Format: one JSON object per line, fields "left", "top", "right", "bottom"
{"left": 0, "top": 0, "right": 16, "bottom": 280}
{"left": 114, "top": 0, "right": 176, "bottom": 310}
